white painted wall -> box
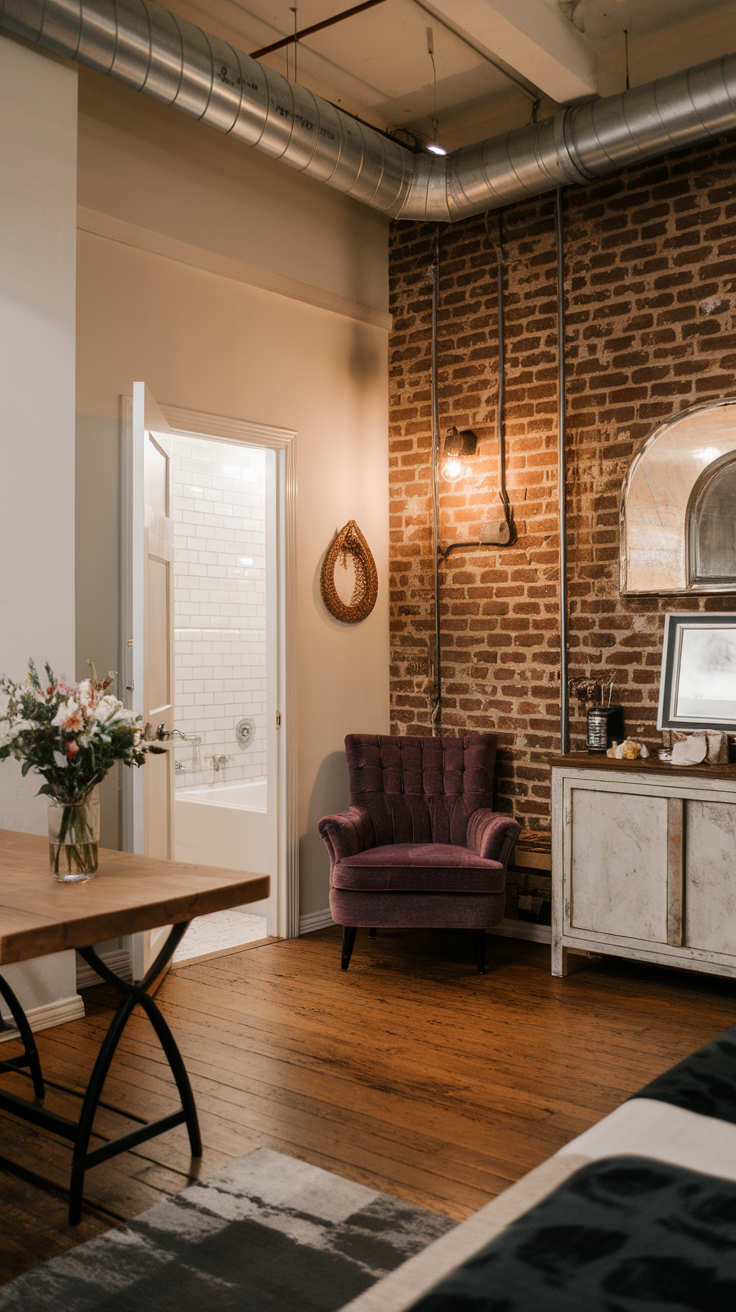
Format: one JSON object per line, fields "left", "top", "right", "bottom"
{"left": 75, "top": 71, "right": 390, "bottom": 920}
{"left": 76, "top": 69, "right": 389, "bottom": 314}
{"left": 0, "top": 35, "right": 81, "bottom": 1026}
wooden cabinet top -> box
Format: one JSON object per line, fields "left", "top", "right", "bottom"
{"left": 549, "top": 752, "right": 736, "bottom": 784}
{"left": 0, "top": 829, "right": 269, "bottom": 965}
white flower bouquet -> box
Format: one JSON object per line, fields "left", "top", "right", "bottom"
{"left": 0, "top": 660, "right": 146, "bottom": 879}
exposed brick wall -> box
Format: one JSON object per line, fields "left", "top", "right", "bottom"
{"left": 389, "top": 134, "right": 736, "bottom": 834}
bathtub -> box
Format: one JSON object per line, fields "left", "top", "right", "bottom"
{"left": 174, "top": 779, "right": 269, "bottom": 908}
{"left": 179, "top": 780, "right": 266, "bottom": 812}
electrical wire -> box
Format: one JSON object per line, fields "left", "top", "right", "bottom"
{"left": 484, "top": 211, "right": 516, "bottom": 544}
{"left": 624, "top": 28, "right": 630, "bottom": 91}
{"left": 431, "top": 227, "right": 442, "bottom": 736}
{"left": 427, "top": 27, "right": 439, "bottom": 141}
{"left": 556, "top": 188, "right": 570, "bottom": 755}
{"left": 411, "top": 0, "right": 538, "bottom": 104}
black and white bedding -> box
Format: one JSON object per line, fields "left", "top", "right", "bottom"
{"left": 341, "top": 1025, "right": 736, "bottom": 1312}
{"left": 407, "top": 1155, "right": 736, "bottom": 1310}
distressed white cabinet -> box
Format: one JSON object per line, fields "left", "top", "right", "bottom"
{"left": 551, "top": 755, "right": 736, "bottom": 980}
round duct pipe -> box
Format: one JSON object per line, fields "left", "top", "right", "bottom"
{"left": 1, "top": 0, "right": 735, "bottom": 221}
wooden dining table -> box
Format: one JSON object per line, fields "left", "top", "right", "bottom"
{"left": 0, "top": 829, "right": 269, "bottom": 1224}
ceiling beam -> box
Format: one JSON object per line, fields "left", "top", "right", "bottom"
{"left": 419, "top": 0, "right": 597, "bottom": 103}
{"left": 250, "top": 0, "right": 388, "bottom": 60}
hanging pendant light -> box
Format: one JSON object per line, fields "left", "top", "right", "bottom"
{"left": 425, "top": 28, "right": 446, "bottom": 157}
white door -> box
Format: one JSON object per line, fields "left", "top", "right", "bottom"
{"left": 122, "top": 383, "right": 176, "bottom": 980}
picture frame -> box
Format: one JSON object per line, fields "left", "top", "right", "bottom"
{"left": 657, "top": 612, "right": 736, "bottom": 732}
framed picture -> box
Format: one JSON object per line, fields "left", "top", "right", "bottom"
{"left": 658, "top": 613, "right": 736, "bottom": 731}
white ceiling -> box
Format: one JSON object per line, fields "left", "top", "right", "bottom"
{"left": 171, "top": 0, "right": 736, "bottom": 150}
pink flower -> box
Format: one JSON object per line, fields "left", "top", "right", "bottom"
{"left": 65, "top": 741, "right": 79, "bottom": 758}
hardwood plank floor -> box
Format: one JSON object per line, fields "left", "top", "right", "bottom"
{"left": 2, "top": 926, "right": 736, "bottom": 1285}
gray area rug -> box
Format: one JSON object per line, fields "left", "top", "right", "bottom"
{"left": 0, "top": 1148, "right": 454, "bottom": 1311}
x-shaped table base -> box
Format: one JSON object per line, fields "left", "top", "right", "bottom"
{"left": 0, "top": 922, "right": 201, "bottom": 1224}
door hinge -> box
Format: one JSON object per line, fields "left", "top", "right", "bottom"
{"left": 276, "top": 712, "right": 282, "bottom": 727}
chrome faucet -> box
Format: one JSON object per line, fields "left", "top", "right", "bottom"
{"left": 211, "top": 754, "right": 232, "bottom": 782}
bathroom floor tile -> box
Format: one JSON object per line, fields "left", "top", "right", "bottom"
{"left": 173, "top": 909, "right": 268, "bottom": 962}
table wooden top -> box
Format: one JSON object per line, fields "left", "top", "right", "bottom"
{"left": 0, "top": 830, "right": 270, "bottom": 966}
{"left": 549, "top": 752, "right": 736, "bottom": 782}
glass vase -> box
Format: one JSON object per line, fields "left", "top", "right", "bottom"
{"left": 48, "top": 791, "right": 100, "bottom": 882}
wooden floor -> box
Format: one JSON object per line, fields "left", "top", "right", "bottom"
{"left": 2, "top": 926, "right": 736, "bottom": 1285}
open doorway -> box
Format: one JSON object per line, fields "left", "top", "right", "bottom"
{"left": 120, "top": 391, "right": 297, "bottom": 978}
{"left": 170, "top": 433, "right": 273, "bottom": 960}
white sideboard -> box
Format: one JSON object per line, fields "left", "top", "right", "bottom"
{"left": 550, "top": 755, "right": 736, "bottom": 980}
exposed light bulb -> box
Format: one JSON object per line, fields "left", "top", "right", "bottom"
{"left": 426, "top": 141, "right": 447, "bottom": 156}
{"left": 440, "top": 455, "right": 466, "bottom": 482}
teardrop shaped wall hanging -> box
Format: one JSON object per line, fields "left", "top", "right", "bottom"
{"left": 320, "top": 520, "right": 378, "bottom": 624}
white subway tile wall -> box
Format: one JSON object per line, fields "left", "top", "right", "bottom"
{"left": 171, "top": 435, "right": 267, "bottom": 789}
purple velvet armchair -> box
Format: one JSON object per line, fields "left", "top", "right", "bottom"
{"left": 318, "top": 734, "right": 520, "bottom": 974}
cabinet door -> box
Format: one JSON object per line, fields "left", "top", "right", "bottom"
{"left": 685, "top": 801, "right": 736, "bottom": 956}
{"left": 569, "top": 787, "right": 669, "bottom": 943}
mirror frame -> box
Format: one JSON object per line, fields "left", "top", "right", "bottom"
{"left": 621, "top": 397, "right": 736, "bottom": 595}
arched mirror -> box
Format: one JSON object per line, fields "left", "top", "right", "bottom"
{"left": 688, "top": 452, "right": 736, "bottom": 589}
{"left": 622, "top": 398, "right": 736, "bottom": 594}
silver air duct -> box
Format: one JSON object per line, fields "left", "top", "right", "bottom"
{"left": 2, "top": 0, "right": 735, "bottom": 221}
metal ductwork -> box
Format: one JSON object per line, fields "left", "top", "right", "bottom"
{"left": 2, "top": 0, "right": 736, "bottom": 221}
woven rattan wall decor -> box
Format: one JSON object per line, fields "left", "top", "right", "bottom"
{"left": 320, "top": 520, "right": 378, "bottom": 624}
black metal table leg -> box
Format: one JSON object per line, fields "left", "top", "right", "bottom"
{"left": 0, "top": 921, "right": 201, "bottom": 1226}
{"left": 0, "top": 973, "right": 45, "bottom": 1100}
{"left": 69, "top": 922, "right": 200, "bottom": 1224}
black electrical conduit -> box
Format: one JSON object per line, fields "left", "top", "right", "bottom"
{"left": 488, "top": 214, "right": 514, "bottom": 540}
{"left": 439, "top": 215, "right": 516, "bottom": 560}
{"left": 431, "top": 215, "right": 517, "bottom": 733}
{"left": 431, "top": 202, "right": 569, "bottom": 751}
{"left": 556, "top": 188, "right": 570, "bottom": 755}
{"left": 430, "top": 227, "right": 442, "bottom": 735}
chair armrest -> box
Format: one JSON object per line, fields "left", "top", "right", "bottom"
{"left": 466, "top": 809, "right": 520, "bottom": 866}
{"left": 318, "top": 807, "right": 375, "bottom": 867}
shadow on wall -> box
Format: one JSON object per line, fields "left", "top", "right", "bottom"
{"left": 348, "top": 321, "right": 383, "bottom": 387}
{"left": 76, "top": 413, "right": 121, "bottom": 850}
{"left": 301, "top": 749, "right": 350, "bottom": 918}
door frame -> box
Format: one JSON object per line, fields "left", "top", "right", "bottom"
{"left": 120, "top": 397, "right": 298, "bottom": 941}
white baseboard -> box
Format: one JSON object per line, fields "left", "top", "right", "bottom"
{"left": 0, "top": 993, "right": 85, "bottom": 1044}
{"left": 75, "top": 947, "right": 133, "bottom": 990}
{"left": 299, "top": 908, "right": 335, "bottom": 935}
{"left": 489, "top": 918, "right": 552, "bottom": 945}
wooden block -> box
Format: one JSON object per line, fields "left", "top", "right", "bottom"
{"left": 510, "top": 849, "right": 552, "bottom": 872}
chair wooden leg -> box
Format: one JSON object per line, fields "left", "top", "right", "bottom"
{"left": 368, "top": 928, "right": 377, "bottom": 938}
{"left": 341, "top": 927, "right": 358, "bottom": 971}
{"left": 472, "top": 930, "right": 486, "bottom": 975}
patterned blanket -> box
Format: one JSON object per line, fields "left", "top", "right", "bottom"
{"left": 342, "top": 1024, "right": 736, "bottom": 1312}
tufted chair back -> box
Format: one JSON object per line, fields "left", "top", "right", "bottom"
{"left": 345, "top": 733, "right": 497, "bottom": 848}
